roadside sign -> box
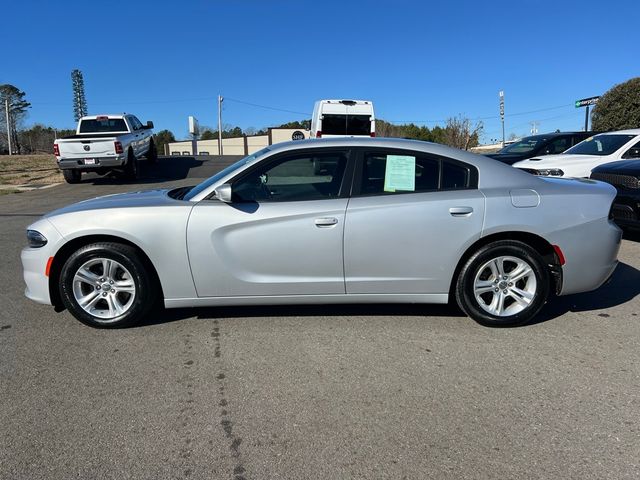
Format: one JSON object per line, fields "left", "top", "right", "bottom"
{"left": 499, "top": 90, "right": 504, "bottom": 120}
{"left": 291, "top": 130, "right": 305, "bottom": 141}
{"left": 575, "top": 96, "right": 600, "bottom": 108}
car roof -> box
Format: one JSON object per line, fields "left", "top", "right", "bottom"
{"left": 596, "top": 128, "right": 640, "bottom": 135}
{"left": 257, "top": 137, "right": 538, "bottom": 187}
{"left": 517, "top": 132, "right": 592, "bottom": 140}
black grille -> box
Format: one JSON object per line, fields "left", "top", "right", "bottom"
{"left": 591, "top": 172, "right": 640, "bottom": 189}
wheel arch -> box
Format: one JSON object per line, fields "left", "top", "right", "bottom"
{"left": 49, "top": 234, "right": 164, "bottom": 310}
{"left": 449, "top": 231, "right": 562, "bottom": 301}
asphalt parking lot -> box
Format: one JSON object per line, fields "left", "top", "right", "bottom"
{"left": 1, "top": 158, "right": 639, "bottom": 479}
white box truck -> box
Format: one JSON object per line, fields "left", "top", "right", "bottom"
{"left": 310, "top": 99, "right": 375, "bottom": 138}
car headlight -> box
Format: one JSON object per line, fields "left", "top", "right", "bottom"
{"left": 26, "top": 230, "right": 48, "bottom": 248}
{"left": 536, "top": 169, "right": 564, "bottom": 176}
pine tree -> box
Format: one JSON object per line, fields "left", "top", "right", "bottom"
{"left": 71, "top": 69, "right": 88, "bottom": 121}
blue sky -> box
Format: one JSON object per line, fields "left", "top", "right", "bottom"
{"left": 2, "top": 0, "right": 638, "bottom": 142}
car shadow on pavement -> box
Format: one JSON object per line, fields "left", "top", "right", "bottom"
{"left": 79, "top": 156, "right": 204, "bottom": 185}
{"left": 622, "top": 229, "right": 640, "bottom": 243}
{"left": 533, "top": 261, "right": 640, "bottom": 323}
{"left": 135, "top": 262, "right": 640, "bottom": 329}
{"left": 136, "top": 302, "right": 466, "bottom": 328}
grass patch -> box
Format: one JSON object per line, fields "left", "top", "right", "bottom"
{"left": 0, "top": 155, "right": 63, "bottom": 185}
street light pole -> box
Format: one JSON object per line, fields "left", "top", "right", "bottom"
{"left": 217, "top": 95, "right": 224, "bottom": 156}
{"left": 5, "top": 98, "right": 12, "bottom": 156}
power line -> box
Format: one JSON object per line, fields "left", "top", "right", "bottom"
{"left": 387, "top": 103, "right": 574, "bottom": 124}
{"left": 223, "top": 97, "right": 310, "bottom": 116}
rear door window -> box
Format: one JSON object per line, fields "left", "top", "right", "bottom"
{"left": 357, "top": 150, "right": 476, "bottom": 195}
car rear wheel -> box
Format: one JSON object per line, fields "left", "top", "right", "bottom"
{"left": 146, "top": 140, "right": 158, "bottom": 164}
{"left": 455, "top": 240, "right": 550, "bottom": 327}
{"left": 63, "top": 169, "right": 81, "bottom": 184}
{"left": 59, "top": 242, "right": 157, "bottom": 328}
{"left": 124, "top": 149, "right": 138, "bottom": 180}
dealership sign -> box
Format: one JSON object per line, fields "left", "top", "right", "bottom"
{"left": 575, "top": 96, "right": 600, "bottom": 108}
{"left": 291, "top": 130, "right": 305, "bottom": 141}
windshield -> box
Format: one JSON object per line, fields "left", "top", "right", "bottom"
{"left": 183, "top": 147, "right": 271, "bottom": 201}
{"left": 564, "top": 134, "right": 636, "bottom": 156}
{"left": 499, "top": 136, "right": 550, "bottom": 154}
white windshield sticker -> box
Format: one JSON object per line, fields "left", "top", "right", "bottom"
{"left": 384, "top": 155, "right": 416, "bottom": 192}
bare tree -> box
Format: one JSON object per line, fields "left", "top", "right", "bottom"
{"left": 443, "top": 115, "right": 483, "bottom": 150}
{"left": 0, "top": 84, "right": 31, "bottom": 153}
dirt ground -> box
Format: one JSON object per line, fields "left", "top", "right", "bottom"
{"left": 0, "top": 155, "right": 63, "bottom": 186}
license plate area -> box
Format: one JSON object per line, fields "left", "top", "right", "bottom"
{"left": 83, "top": 158, "right": 97, "bottom": 165}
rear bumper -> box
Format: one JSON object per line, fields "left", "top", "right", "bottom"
{"left": 57, "top": 155, "right": 126, "bottom": 170}
{"left": 552, "top": 218, "right": 622, "bottom": 296}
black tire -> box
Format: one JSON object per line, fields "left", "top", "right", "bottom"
{"left": 59, "top": 242, "right": 157, "bottom": 328}
{"left": 146, "top": 140, "right": 158, "bottom": 164}
{"left": 124, "top": 149, "right": 138, "bottom": 180}
{"left": 455, "top": 240, "right": 550, "bottom": 327}
{"left": 62, "top": 169, "right": 81, "bottom": 184}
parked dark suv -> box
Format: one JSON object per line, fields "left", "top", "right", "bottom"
{"left": 591, "top": 156, "right": 640, "bottom": 230}
{"left": 487, "top": 132, "right": 594, "bottom": 165}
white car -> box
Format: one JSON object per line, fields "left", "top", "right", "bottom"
{"left": 513, "top": 129, "right": 640, "bottom": 178}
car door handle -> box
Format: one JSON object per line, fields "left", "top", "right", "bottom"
{"left": 315, "top": 217, "right": 338, "bottom": 227}
{"left": 449, "top": 206, "right": 474, "bottom": 216}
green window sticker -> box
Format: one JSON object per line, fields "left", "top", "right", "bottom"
{"left": 384, "top": 155, "right": 416, "bottom": 192}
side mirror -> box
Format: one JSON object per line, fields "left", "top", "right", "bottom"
{"left": 214, "top": 184, "right": 232, "bottom": 203}
{"left": 146, "top": 121, "right": 154, "bottom": 129}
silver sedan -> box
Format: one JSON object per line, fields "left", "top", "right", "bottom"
{"left": 22, "top": 138, "right": 622, "bottom": 328}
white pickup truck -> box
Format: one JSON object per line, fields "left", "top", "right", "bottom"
{"left": 54, "top": 114, "right": 157, "bottom": 183}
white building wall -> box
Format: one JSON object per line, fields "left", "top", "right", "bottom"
{"left": 167, "top": 129, "right": 310, "bottom": 156}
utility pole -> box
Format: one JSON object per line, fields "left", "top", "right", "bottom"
{"left": 217, "top": 95, "right": 224, "bottom": 156}
{"left": 530, "top": 121, "right": 539, "bottom": 135}
{"left": 5, "top": 98, "right": 12, "bottom": 156}
{"left": 584, "top": 105, "right": 590, "bottom": 132}
{"left": 499, "top": 90, "right": 505, "bottom": 147}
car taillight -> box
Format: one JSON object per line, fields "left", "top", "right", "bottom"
{"left": 316, "top": 131, "right": 322, "bottom": 138}
{"left": 114, "top": 141, "right": 123, "bottom": 154}
{"left": 552, "top": 245, "right": 566, "bottom": 266}
{"left": 53, "top": 143, "right": 60, "bottom": 156}
{"left": 370, "top": 132, "right": 376, "bottom": 137}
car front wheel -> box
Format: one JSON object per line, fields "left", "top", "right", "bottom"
{"left": 59, "top": 242, "right": 157, "bottom": 328}
{"left": 455, "top": 240, "right": 550, "bottom": 327}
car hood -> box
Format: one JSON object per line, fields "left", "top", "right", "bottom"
{"left": 512, "top": 154, "right": 601, "bottom": 169}
{"left": 592, "top": 159, "right": 640, "bottom": 175}
{"left": 485, "top": 153, "right": 529, "bottom": 164}
{"left": 44, "top": 188, "right": 180, "bottom": 218}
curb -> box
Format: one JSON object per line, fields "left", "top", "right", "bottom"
{"left": 0, "top": 183, "right": 62, "bottom": 192}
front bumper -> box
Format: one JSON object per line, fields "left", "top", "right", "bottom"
{"left": 57, "top": 155, "right": 125, "bottom": 170}
{"left": 610, "top": 192, "right": 640, "bottom": 229}
{"left": 21, "top": 219, "right": 65, "bottom": 306}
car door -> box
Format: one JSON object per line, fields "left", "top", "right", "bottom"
{"left": 187, "top": 149, "right": 353, "bottom": 297}
{"left": 131, "top": 116, "right": 145, "bottom": 156}
{"left": 132, "top": 115, "right": 150, "bottom": 153}
{"left": 344, "top": 148, "right": 485, "bottom": 295}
